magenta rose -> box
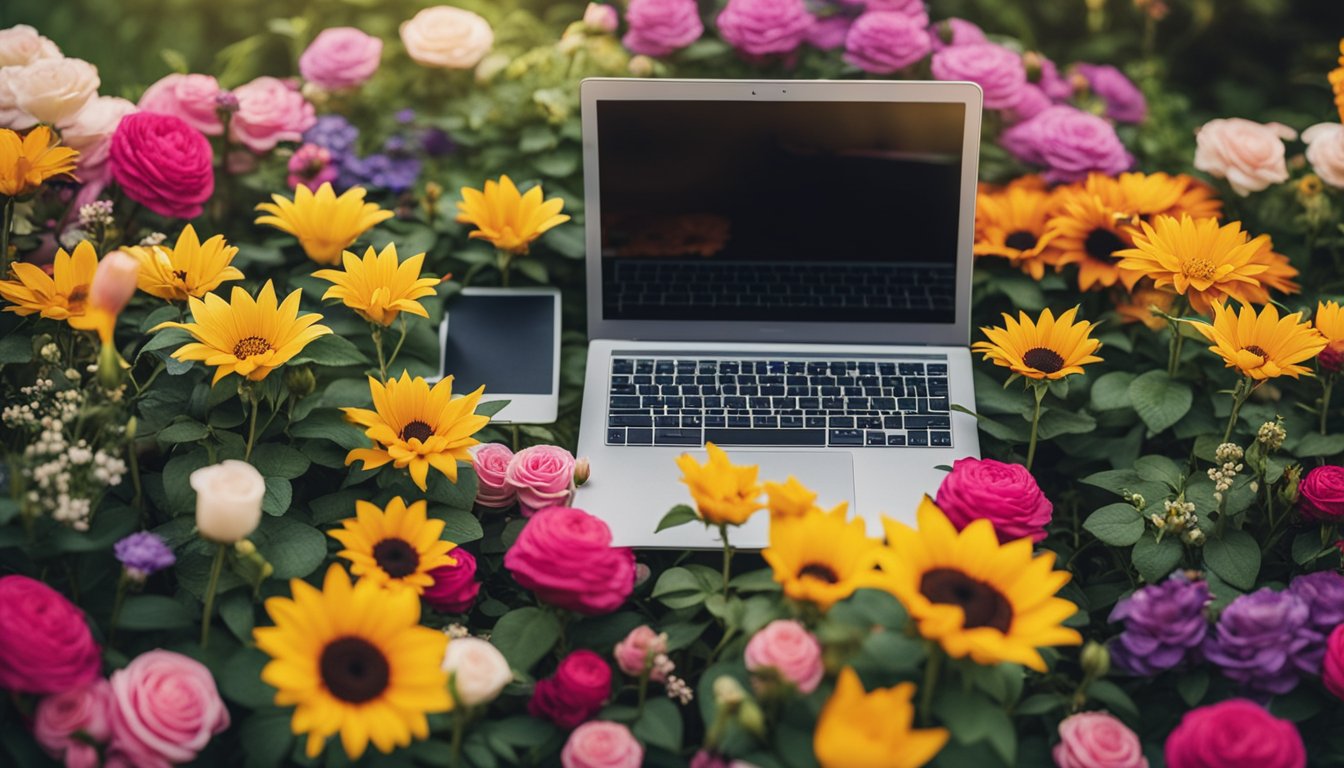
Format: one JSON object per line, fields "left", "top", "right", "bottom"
{"left": 286, "top": 143, "right": 337, "bottom": 191}
{"left": 744, "top": 619, "right": 824, "bottom": 694}
{"left": 716, "top": 0, "right": 815, "bottom": 57}
{"left": 504, "top": 507, "right": 636, "bottom": 615}
{"left": 613, "top": 625, "right": 670, "bottom": 681}
{"left": 108, "top": 650, "right": 229, "bottom": 767}
{"left": 33, "top": 680, "right": 114, "bottom": 768}
{"left": 1074, "top": 63, "right": 1147, "bottom": 124}
{"left": 930, "top": 17, "right": 987, "bottom": 51}
{"left": 1164, "top": 699, "right": 1304, "bottom": 768}
{"left": 528, "top": 650, "right": 612, "bottom": 729}
{"left": 229, "top": 76, "right": 316, "bottom": 153}
{"left": 299, "top": 27, "right": 383, "bottom": 91}
{"left": 108, "top": 112, "right": 215, "bottom": 220}
{"left": 930, "top": 42, "right": 1026, "bottom": 110}
{"left": 473, "top": 443, "right": 517, "bottom": 509}
{"left": 1297, "top": 465, "right": 1344, "bottom": 521}
{"left": 506, "top": 444, "right": 577, "bottom": 516}
{"left": 843, "top": 12, "right": 932, "bottom": 74}
{"left": 1000, "top": 105, "right": 1133, "bottom": 183}
{"left": 805, "top": 17, "right": 851, "bottom": 51}
{"left": 0, "top": 575, "right": 101, "bottom": 694}
{"left": 623, "top": 0, "right": 704, "bottom": 58}
{"left": 858, "top": 0, "right": 927, "bottom": 19}
{"left": 423, "top": 548, "right": 481, "bottom": 614}
{"left": 1029, "top": 53, "right": 1076, "bottom": 102}
{"left": 936, "top": 457, "right": 1053, "bottom": 542}
{"left": 137, "top": 73, "right": 223, "bottom": 136}
{"left": 1324, "top": 624, "right": 1344, "bottom": 700}
{"left": 1053, "top": 711, "right": 1148, "bottom": 768}
{"left": 562, "top": 721, "right": 644, "bottom": 768}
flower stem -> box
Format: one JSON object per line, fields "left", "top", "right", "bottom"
{"left": 386, "top": 316, "right": 409, "bottom": 374}
{"left": 1025, "top": 382, "right": 1047, "bottom": 471}
{"left": 1166, "top": 297, "right": 1188, "bottom": 378}
{"left": 1222, "top": 378, "right": 1251, "bottom": 445}
{"left": 199, "top": 542, "right": 227, "bottom": 649}
{"left": 243, "top": 390, "right": 261, "bottom": 462}
{"left": 720, "top": 523, "right": 733, "bottom": 600}
{"left": 1322, "top": 376, "right": 1335, "bottom": 436}
{"left": 497, "top": 251, "right": 512, "bottom": 287}
{"left": 919, "top": 645, "right": 944, "bottom": 727}
{"left": 0, "top": 196, "right": 13, "bottom": 278}
{"left": 449, "top": 709, "right": 466, "bottom": 768}
{"left": 636, "top": 671, "right": 650, "bottom": 718}
{"left": 371, "top": 325, "right": 388, "bottom": 382}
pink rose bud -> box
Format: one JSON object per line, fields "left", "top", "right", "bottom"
{"left": 424, "top": 548, "right": 481, "bottom": 614}
{"left": 935, "top": 457, "right": 1053, "bottom": 543}
{"left": 613, "top": 625, "right": 671, "bottom": 681}
{"left": 583, "top": 3, "right": 620, "bottom": 33}
{"left": 34, "top": 680, "right": 115, "bottom": 768}
{"left": 472, "top": 443, "right": 516, "bottom": 509}
{"left": 107, "top": 650, "right": 230, "bottom": 766}
{"left": 506, "top": 444, "right": 577, "bottom": 516}
{"left": 743, "top": 619, "right": 824, "bottom": 695}
{"left": 1193, "top": 118, "right": 1297, "bottom": 197}
{"left": 90, "top": 250, "right": 139, "bottom": 316}
{"left": 1053, "top": 711, "right": 1148, "bottom": 768}
{"left": 573, "top": 457, "right": 591, "bottom": 486}
{"left": 561, "top": 721, "right": 644, "bottom": 768}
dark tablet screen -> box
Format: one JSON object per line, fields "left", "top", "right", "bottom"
{"left": 442, "top": 293, "right": 555, "bottom": 395}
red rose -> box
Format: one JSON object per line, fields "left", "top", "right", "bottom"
{"left": 1299, "top": 465, "right": 1344, "bottom": 521}
{"left": 0, "top": 575, "right": 102, "bottom": 694}
{"left": 1164, "top": 699, "right": 1305, "bottom": 768}
{"left": 504, "top": 507, "right": 635, "bottom": 615}
{"left": 109, "top": 112, "right": 214, "bottom": 220}
{"left": 528, "top": 650, "right": 611, "bottom": 729}
{"left": 423, "top": 548, "right": 480, "bottom": 614}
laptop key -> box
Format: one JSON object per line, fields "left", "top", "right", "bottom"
{"left": 883, "top": 415, "right": 903, "bottom": 429}
{"left": 728, "top": 415, "right": 751, "bottom": 428}
{"left": 931, "top": 431, "right": 952, "bottom": 447}
{"left": 829, "top": 416, "right": 854, "bottom": 428}
{"left": 752, "top": 416, "right": 779, "bottom": 428}
{"left": 627, "top": 428, "right": 653, "bottom": 445}
{"left": 655, "top": 429, "right": 702, "bottom": 446}
{"left": 887, "top": 433, "right": 907, "bottom": 446}
{"left": 610, "top": 396, "right": 640, "bottom": 409}
{"left": 610, "top": 383, "right": 636, "bottom": 395}
{"left": 780, "top": 415, "right": 803, "bottom": 428}
{"left": 828, "top": 429, "right": 864, "bottom": 446}
{"left": 655, "top": 415, "right": 680, "bottom": 427}
{"left": 898, "top": 397, "right": 918, "bottom": 411}
{"left": 899, "top": 363, "right": 925, "bottom": 375}
{"left": 822, "top": 397, "right": 844, "bottom": 410}
{"left": 805, "top": 416, "right": 826, "bottom": 428}
{"left": 927, "top": 364, "right": 948, "bottom": 375}
{"left": 857, "top": 417, "right": 882, "bottom": 429}
{"left": 607, "top": 429, "right": 626, "bottom": 444}
{"left": 655, "top": 360, "right": 674, "bottom": 373}
{"left": 905, "top": 415, "right": 951, "bottom": 429}
{"left": 866, "top": 431, "right": 885, "bottom": 446}
{"left": 609, "top": 415, "right": 652, "bottom": 427}
{"left": 635, "top": 360, "right": 654, "bottom": 374}
{"left": 612, "top": 359, "right": 633, "bottom": 374}
{"left": 706, "top": 415, "right": 726, "bottom": 428}
{"left": 705, "top": 428, "right": 825, "bottom": 446}
{"left": 928, "top": 397, "right": 950, "bottom": 412}
{"left": 908, "top": 431, "right": 929, "bottom": 446}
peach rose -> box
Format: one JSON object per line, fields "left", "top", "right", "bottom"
{"left": 60, "top": 96, "right": 138, "bottom": 185}
{"left": 400, "top": 6, "right": 494, "bottom": 70}
{"left": 6, "top": 57, "right": 100, "bottom": 129}
{"left": 1193, "top": 117, "right": 1297, "bottom": 196}
{"left": 1302, "top": 123, "right": 1344, "bottom": 189}
{"left": 0, "top": 25, "right": 61, "bottom": 67}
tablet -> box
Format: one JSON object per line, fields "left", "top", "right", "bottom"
{"left": 432, "top": 287, "right": 561, "bottom": 424}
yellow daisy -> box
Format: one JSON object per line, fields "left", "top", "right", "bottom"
{"left": 456, "top": 175, "right": 570, "bottom": 255}
{"left": 1316, "top": 300, "right": 1344, "bottom": 374}
{"left": 813, "top": 667, "right": 948, "bottom": 768}
{"left": 150, "top": 281, "right": 332, "bottom": 385}
{"left": 1331, "top": 39, "right": 1344, "bottom": 123}
{"left": 971, "top": 306, "right": 1103, "bottom": 380}
{"left": 124, "top": 224, "right": 244, "bottom": 301}
{"left": 329, "top": 497, "right": 457, "bottom": 595}
{"left": 1239, "top": 238, "right": 1300, "bottom": 304}
{"left": 1165, "top": 176, "right": 1223, "bottom": 221}
{"left": 1044, "top": 185, "right": 1135, "bottom": 292}
{"left": 255, "top": 182, "right": 394, "bottom": 266}
{"left": 0, "top": 240, "right": 98, "bottom": 323}
{"left": 342, "top": 372, "right": 489, "bottom": 491}
{"left": 763, "top": 475, "right": 818, "bottom": 519}
{"left": 863, "top": 497, "right": 1082, "bottom": 671}
{"left": 312, "top": 244, "right": 441, "bottom": 326}
{"left": 1193, "top": 301, "right": 1326, "bottom": 380}
{"left": 1114, "top": 215, "right": 1268, "bottom": 315}
{"left": 972, "top": 186, "right": 1060, "bottom": 280}
{"left": 762, "top": 503, "right": 882, "bottom": 613}
{"left": 675, "top": 443, "right": 765, "bottom": 527}
{"left": 254, "top": 564, "right": 451, "bottom": 760}
{"left": 0, "top": 126, "right": 78, "bottom": 198}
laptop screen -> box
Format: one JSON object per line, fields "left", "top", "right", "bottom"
{"left": 596, "top": 98, "right": 966, "bottom": 326}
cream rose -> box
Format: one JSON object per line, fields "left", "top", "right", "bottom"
{"left": 400, "top": 6, "right": 494, "bottom": 69}
{"left": 1303, "top": 123, "right": 1344, "bottom": 189}
{"left": 441, "top": 636, "right": 512, "bottom": 707}
{"left": 0, "top": 25, "right": 61, "bottom": 67}
{"left": 7, "top": 57, "right": 100, "bottom": 129}
{"left": 190, "top": 460, "right": 265, "bottom": 543}
{"left": 1193, "top": 117, "right": 1297, "bottom": 196}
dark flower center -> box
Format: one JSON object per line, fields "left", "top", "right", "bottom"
{"left": 67, "top": 286, "right": 88, "bottom": 312}
{"left": 1004, "top": 230, "right": 1038, "bottom": 251}
{"left": 173, "top": 269, "right": 188, "bottom": 282}
{"left": 233, "top": 335, "right": 271, "bottom": 359}
{"left": 401, "top": 420, "right": 433, "bottom": 443}
{"left": 919, "top": 568, "right": 1013, "bottom": 632}
{"left": 1084, "top": 228, "right": 1126, "bottom": 263}
{"left": 1242, "top": 345, "right": 1268, "bottom": 358}
{"left": 320, "top": 636, "right": 390, "bottom": 704}
{"left": 373, "top": 538, "right": 420, "bottom": 578}
{"left": 1022, "top": 347, "right": 1065, "bottom": 374}
{"left": 798, "top": 563, "right": 839, "bottom": 584}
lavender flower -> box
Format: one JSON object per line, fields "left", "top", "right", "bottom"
{"left": 1287, "top": 570, "right": 1344, "bottom": 673}
{"left": 421, "top": 127, "right": 455, "bottom": 157}
{"left": 1204, "top": 588, "right": 1312, "bottom": 696}
{"left": 1074, "top": 63, "right": 1147, "bottom": 124}
{"left": 1107, "top": 573, "right": 1211, "bottom": 676}
{"left": 340, "top": 153, "right": 421, "bottom": 193}
{"left": 999, "top": 105, "right": 1133, "bottom": 183}
{"left": 303, "top": 114, "right": 359, "bottom": 159}
{"left": 113, "top": 532, "right": 176, "bottom": 582}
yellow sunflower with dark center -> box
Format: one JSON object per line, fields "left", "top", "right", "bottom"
{"left": 973, "top": 186, "right": 1060, "bottom": 279}
{"left": 254, "top": 564, "right": 451, "bottom": 760}
{"left": 150, "top": 280, "right": 332, "bottom": 385}
{"left": 329, "top": 497, "right": 457, "bottom": 595}
{"left": 971, "top": 306, "right": 1102, "bottom": 380}
{"left": 256, "top": 182, "right": 394, "bottom": 266}
{"left": 0, "top": 125, "right": 79, "bottom": 197}
{"left": 456, "top": 175, "right": 570, "bottom": 255}
{"left": 0, "top": 240, "right": 98, "bottom": 324}
{"left": 313, "top": 243, "right": 441, "bottom": 326}
{"left": 1044, "top": 186, "right": 1136, "bottom": 291}
{"left": 342, "top": 372, "right": 489, "bottom": 491}
{"left": 1114, "top": 215, "right": 1268, "bottom": 315}
{"left": 762, "top": 502, "right": 881, "bottom": 612}
{"left": 124, "top": 224, "right": 243, "bottom": 301}
{"left": 1193, "top": 301, "right": 1326, "bottom": 380}
{"left": 862, "top": 497, "right": 1082, "bottom": 671}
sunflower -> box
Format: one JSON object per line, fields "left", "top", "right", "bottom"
{"left": 1114, "top": 215, "right": 1269, "bottom": 315}
{"left": 342, "top": 372, "right": 489, "bottom": 491}
{"left": 1166, "top": 176, "right": 1223, "bottom": 221}
{"left": 124, "top": 224, "right": 243, "bottom": 301}
{"left": 312, "top": 244, "right": 441, "bottom": 326}
{"left": 762, "top": 503, "right": 882, "bottom": 612}
{"left": 1192, "top": 301, "right": 1326, "bottom": 380}
{"left": 255, "top": 182, "right": 393, "bottom": 266}
{"left": 254, "top": 564, "right": 451, "bottom": 760}
{"left": 1044, "top": 185, "right": 1135, "bottom": 291}
{"left": 1113, "top": 283, "right": 1176, "bottom": 332}
{"left": 0, "top": 240, "right": 98, "bottom": 323}
{"left": 971, "top": 306, "right": 1103, "bottom": 380}
{"left": 329, "top": 497, "right": 457, "bottom": 595}
{"left": 813, "top": 667, "right": 949, "bottom": 768}
{"left": 763, "top": 475, "right": 817, "bottom": 519}
{"left": 0, "top": 126, "right": 78, "bottom": 197}
{"left": 456, "top": 175, "right": 570, "bottom": 255}
{"left": 863, "top": 497, "right": 1082, "bottom": 671}
{"left": 676, "top": 443, "right": 765, "bottom": 526}
{"left": 150, "top": 280, "right": 332, "bottom": 385}
{"left": 972, "top": 186, "right": 1060, "bottom": 279}
{"left": 1316, "top": 300, "right": 1344, "bottom": 373}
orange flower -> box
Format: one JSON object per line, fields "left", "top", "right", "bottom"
{"left": 1114, "top": 215, "right": 1267, "bottom": 315}
{"left": 973, "top": 186, "right": 1060, "bottom": 279}
{"left": 1045, "top": 185, "right": 1135, "bottom": 292}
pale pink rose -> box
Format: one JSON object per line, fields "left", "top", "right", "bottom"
{"left": 0, "top": 68, "right": 25, "bottom": 127}
{"left": 6, "top": 57, "right": 100, "bottom": 129}
{"left": 228, "top": 76, "right": 316, "bottom": 153}
{"left": 584, "top": 3, "right": 620, "bottom": 33}
{"left": 0, "top": 25, "right": 61, "bottom": 67}
{"left": 90, "top": 250, "right": 139, "bottom": 316}
{"left": 561, "top": 721, "right": 644, "bottom": 768}
{"left": 400, "top": 6, "right": 494, "bottom": 70}
{"left": 34, "top": 680, "right": 114, "bottom": 768}
{"left": 613, "top": 625, "right": 671, "bottom": 681}
{"left": 1054, "top": 711, "right": 1149, "bottom": 768}
{"left": 506, "top": 444, "right": 577, "bottom": 516}
{"left": 743, "top": 619, "right": 823, "bottom": 694}
{"left": 1302, "top": 122, "right": 1344, "bottom": 189}
{"left": 108, "top": 650, "right": 229, "bottom": 768}
{"left": 1193, "top": 117, "right": 1297, "bottom": 196}
{"left": 299, "top": 27, "right": 383, "bottom": 90}
{"left": 60, "top": 96, "right": 138, "bottom": 185}
{"left": 472, "top": 442, "right": 516, "bottom": 508}
{"left": 137, "top": 73, "right": 223, "bottom": 136}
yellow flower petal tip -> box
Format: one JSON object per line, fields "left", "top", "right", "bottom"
{"left": 313, "top": 243, "right": 439, "bottom": 326}
{"left": 1196, "top": 300, "right": 1326, "bottom": 381}
{"left": 256, "top": 182, "right": 393, "bottom": 266}
{"left": 0, "top": 126, "right": 79, "bottom": 197}
{"left": 676, "top": 442, "right": 765, "bottom": 526}
{"left": 455, "top": 174, "right": 570, "bottom": 255}
{"left": 124, "top": 224, "right": 244, "bottom": 302}
{"left": 814, "top": 667, "right": 950, "bottom": 768}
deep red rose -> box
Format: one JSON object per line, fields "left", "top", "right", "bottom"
{"left": 108, "top": 112, "right": 214, "bottom": 220}
{"left": 1299, "top": 465, "right": 1344, "bottom": 521}
{"left": 528, "top": 650, "right": 611, "bottom": 729}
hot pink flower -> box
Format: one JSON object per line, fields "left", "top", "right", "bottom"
{"left": 930, "top": 42, "right": 1026, "bottom": 110}
{"left": 716, "top": 0, "right": 815, "bottom": 57}
{"left": 1324, "top": 624, "right": 1344, "bottom": 700}
{"left": 1299, "top": 465, "right": 1344, "bottom": 521}
{"left": 935, "top": 457, "right": 1053, "bottom": 542}
{"left": 529, "top": 649, "right": 612, "bottom": 729}
{"left": 504, "top": 507, "right": 635, "bottom": 615}
{"left": 743, "top": 619, "right": 823, "bottom": 694}
{"left": 286, "top": 143, "right": 337, "bottom": 190}
{"left": 423, "top": 548, "right": 480, "bottom": 614}
{"left": 0, "top": 575, "right": 102, "bottom": 695}
{"left": 137, "top": 73, "right": 224, "bottom": 136}
{"left": 473, "top": 443, "right": 517, "bottom": 508}
{"left": 299, "top": 27, "right": 383, "bottom": 91}
{"left": 109, "top": 112, "right": 215, "bottom": 220}
{"left": 613, "top": 625, "right": 670, "bottom": 681}
{"left": 33, "top": 680, "right": 114, "bottom": 768}
{"left": 1053, "top": 711, "right": 1148, "bottom": 768}
{"left": 229, "top": 76, "right": 316, "bottom": 154}
{"left": 1193, "top": 118, "right": 1296, "bottom": 197}
{"left": 1164, "top": 699, "right": 1304, "bottom": 768}
{"left": 562, "top": 721, "right": 644, "bottom": 768}
{"left": 506, "top": 444, "right": 577, "bottom": 516}
{"left": 108, "top": 650, "right": 229, "bottom": 768}
{"left": 622, "top": 0, "right": 704, "bottom": 58}
{"left": 843, "top": 11, "right": 931, "bottom": 74}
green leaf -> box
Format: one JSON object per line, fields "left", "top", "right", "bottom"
{"left": 1015, "top": 693, "right": 1067, "bottom": 716}
{"left": 310, "top": 490, "right": 361, "bottom": 525}
{"left": 1089, "top": 371, "right": 1135, "bottom": 411}
{"left": 140, "top": 327, "right": 191, "bottom": 355}
{"left": 476, "top": 401, "right": 510, "bottom": 418}
{"left": 662, "top": 621, "right": 712, "bottom": 652}
{"left": 1079, "top": 469, "right": 1166, "bottom": 503}
{"left": 518, "top": 124, "right": 557, "bottom": 153}
{"left": 656, "top": 504, "right": 699, "bottom": 532}
{"left": 1291, "top": 432, "right": 1344, "bottom": 458}
{"left": 1087, "top": 680, "right": 1139, "bottom": 721}
{"left": 240, "top": 710, "right": 293, "bottom": 768}
{"left": 290, "top": 409, "right": 367, "bottom": 449}
{"left": 1034, "top": 407, "right": 1096, "bottom": 440}
{"left": 1134, "top": 455, "right": 1185, "bottom": 489}
{"left": 1131, "top": 534, "right": 1183, "bottom": 582}
{"left": 1292, "top": 530, "right": 1333, "bottom": 565}
{"left": 218, "top": 648, "right": 276, "bottom": 709}
{"left": 219, "top": 591, "right": 256, "bottom": 644}
{"left": 1127, "top": 370, "right": 1192, "bottom": 433}
{"left": 0, "top": 332, "right": 33, "bottom": 364}
{"left": 994, "top": 275, "right": 1045, "bottom": 310}
{"left": 935, "top": 687, "right": 1014, "bottom": 758}
{"left": 651, "top": 566, "right": 716, "bottom": 610}
{"left": 1083, "top": 503, "right": 1145, "bottom": 546}
{"left": 1177, "top": 669, "right": 1210, "bottom": 707}
{"left": 116, "top": 595, "right": 194, "bottom": 630}
{"left": 728, "top": 569, "right": 781, "bottom": 594}
{"left": 433, "top": 507, "right": 484, "bottom": 544}
{"left": 261, "top": 477, "right": 292, "bottom": 516}
{"left": 491, "top": 607, "right": 561, "bottom": 672}
{"left": 254, "top": 516, "right": 327, "bottom": 579}
{"left": 289, "top": 334, "right": 369, "bottom": 367}
{"left": 250, "top": 443, "right": 310, "bottom": 480}
{"left": 1203, "top": 529, "right": 1261, "bottom": 590}
{"left": 633, "top": 698, "right": 683, "bottom": 752}
{"left": 162, "top": 448, "right": 212, "bottom": 517}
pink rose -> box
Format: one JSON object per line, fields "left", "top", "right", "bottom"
{"left": 1298, "top": 465, "right": 1344, "bottom": 521}
{"left": 286, "top": 143, "right": 337, "bottom": 191}
{"left": 935, "top": 457, "right": 1053, "bottom": 542}
{"left": 506, "top": 444, "right": 578, "bottom": 516}
{"left": 34, "top": 680, "right": 114, "bottom": 768}
{"left": 1053, "top": 711, "right": 1148, "bottom": 768}
{"left": 424, "top": 548, "right": 481, "bottom": 613}
{"left": 400, "top": 6, "right": 494, "bottom": 70}
{"left": 1302, "top": 122, "right": 1344, "bottom": 189}
{"left": 1164, "top": 699, "right": 1305, "bottom": 768}
{"left": 60, "top": 96, "right": 138, "bottom": 186}
{"left": 622, "top": 0, "right": 704, "bottom": 58}
{"left": 1029, "top": 52, "right": 1075, "bottom": 102}
{"left": 930, "top": 17, "right": 987, "bottom": 51}
{"left": 1324, "top": 624, "right": 1344, "bottom": 700}
{"left": 562, "top": 721, "right": 644, "bottom": 768}
{"left": 108, "top": 650, "right": 230, "bottom": 768}
{"left": 1004, "top": 83, "right": 1051, "bottom": 124}
{"left": 137, "top": 73, "right": 223, "bottom": 136}
{"left": 805, "top": 17, "right": 851, "bottom": 51}
{"left": 843, "top": 11, "right": 931, "bottom": 75}
{"left": 743, "top": 619, "right": 823, "bottom": 694}
{"left": 109, "top": 112, "right": 215, "bottom": 220}
{"left": 473, "top": 443, "right": 517, "bottom": 508}
{"left": 229, "top": 76, "right": 316, "bottom": 153}
{"left": 613, "top": 625, "right": 671, "bottom": 681}
{"left": 529, "top": 649, "right": 612, "bottom": 729}
{"left": 860, "top": 0, "right": 927, "bottom": 17}
{"left": 299, "top": 27, "right": 383, "bottom": 91}
{"left": 0, "top": 575, "right": 102, "bottom": 694}
{"left": 716, "top": 0, "right": 815, "bottom": 57}
{"left": 931, "top": 42, "right": 1026, "bottom": 110}
{"left": 1000, "top": 105, "right": 1133, "bottom": 183}
{"left": 1193, "top": 118, "right": 1296, "bottom": 196}
{"left": 0, "top": 24, "right": 61, "bottom": 67}
{"left": 504, "top": 507, "right": 636, "bottom": 615}
{"left": 584, "top": 3, "right": 621, "bottom": 34}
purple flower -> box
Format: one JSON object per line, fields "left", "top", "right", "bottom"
{"left": 1288, "top": 570, "right": 1344, "bottom": 673}
{"left": 421, "top": 127, "right": 455, "bottom": 157}
{"left": 1074, "top": 63, "right": 1147, "bottom": 124}
{"left": 622, "top": 0, "right": 704, "bottom": 58}
{"left": 302, "top": 114, "right": 359, "bottom": 159}
{"left": 861, "top": 0, "right": 927, "bottom": 20}
{"left": 341, "top": 153, "right": 421, "bottom": 193}
{"left": 929, "top": 17, "right": 986, "bottom": 51}
{"left": 1108, "top": 573, "right": 1211, "bottom": 676}
{"left": 806, "top": 16, "right": 852, "bottom": 51}
{"left": 930, "top": 42, "right": 1026, "bottom": 110}
{"left": 716, "top": 0, "right": 815, "bottom": 57}
{"left": 842, "top": 12, "right": 931, "bottom": 74}
{"left": 113, "top": 532, "right": 176, "bottom": 582}
{"left": 1028, "top": 53, "right": 1074, "bottom": 102}
{"left": 1004, "top": 83, "right": 1050, "bottom": 124}
{"left": 1204, "top": 588, "right": 1312, "bottom": 697}
{"left": 395, "top": 108, "right": 416, "bottom": 125}
{"left": 999, "top": 105, "right": 1133, "bottom": 183}
{"left": 214, "top": 91, "right": 239, "bottom": 114}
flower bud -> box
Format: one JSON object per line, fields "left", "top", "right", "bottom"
{"left": 1278, "top": 464, "right": 1302, "bottom": 507}
{"left": 712, "top": 676, "right": 745, "bottom": 709}
{"left": 583, "top": 3, "right": 619, "bottom": 33}
{"left": 628, "top": 55, "right": 655, "bottom": 77}
{"left": 190, "top": 460, "right": 265, "bottom": 543}
{"left": 1321, "top": 341, "right": 1344, "bottom": 375}
{"left": 234, "top": 539, "right": 257, "bottom": 557}
{"left": 1080, "top": 641, "right": 1110, "bottom": 679}
{"left": 215, "top": 91, "right": 239, "bottom": 114}
{"left": 737, "top": 698, "right": 766, "bottom": 738}
{"left": 285, "top": 365, "right": 316, "bottom": 399}
{"left": 573, "top": 457, "right": 591, "bottom": 487}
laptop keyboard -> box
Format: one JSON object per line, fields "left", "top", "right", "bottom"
{"left": 605, "top": 356, "right": 952, "bottom": 448}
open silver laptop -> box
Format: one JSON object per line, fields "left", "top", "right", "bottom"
{"left": 574, "top": 78, "right": 983, "bottom": 548}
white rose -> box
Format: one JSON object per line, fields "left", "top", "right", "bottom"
{"left": 1303, "top": 122, "right": 1344, "bottom": 189}
{"left": 7, "top": 58, "right": 100, "bottom": 129}
{"left": 190, "top": 460, "right": 265, "bottom": 543}
{"left": 400, "top": 6, "right": 494, "bottom": 70}
{"left": 441, "top": 637, "right": 512, "bottom": 707}
{"left": 0, "top": 25, "right": 61, "bottom": 67}
{"left": 60, "top": 96, "right": 137, "bottom": 179}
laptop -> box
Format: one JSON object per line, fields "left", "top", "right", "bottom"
{"left": 574, "top": 78, "right": 984, "bottom": 548}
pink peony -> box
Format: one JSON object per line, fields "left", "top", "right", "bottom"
{"left": 930, "top": 42, "right": 1026, "bottom": 110}
{"left": 805, "top": 17, "right": 851, "bottom": 51}
{"left": 33, "top": 680, "right": 114, "bottom": 768}
{"left": 423, "top": 548, "right": 481, "bottom": 614}
{"left": 860, "top": 0, "right": 927, "bottom": 18}
{"left": 286, "top": 143, "right": 337, "bottom": 191}
{"left": 1164, "top": 699, "right": 1304, "bottom": 768}
{"left": 743, "top": 619, "right": 824, "bottom": 694}
{"left": 137, "top": 73, "right": 224, "bottom": 136}
{"left": 1193, "top": 118, "right": 1296, "bottom": 196}
{"left": 1324, "top": 624, "right": 1344, "bottom": 700}
{"left": 930, "top": 17, "right": 987, "bottom": 51}
{"left": 1298, "top": 465, "right": 1344, "bottom": 521}
{"left": 109, "top": 112, "right": 214, "bottom": 220}
{"left": 299, "top": 27, "right": 383, "bottom": 91}
{"left": 1053, "top": 711, "right": 1148, "bottom": 768}
{"left": 716, "top": 0, "right": 815, "bottom": 57}
{"left": 473, "top": 443, "right": 517, "bottom": 508}
{"left": 529, "top": 649, "right": 612, "bottom": 729}
{"left": 0, "top": 575, "right": 102, "bottom": 694}
{"left": 229, "top": 76, "right": 316, "bottom": 154}
{"left": 1030, "top": 53, "right": 1076, "bottom": 102}
{"left": 613, "top": 625, "right": 670, "bottom": 681}
{"left": 108, "top": 650, "right": 229, "bottom": 768}
{"left": 562, "top": 721, "right": 644, "bottom": 768}
{"left": 1005, "top": 83, "right": 1051, "bottom": 124}
{"left": 1000, "top": 105, "right": 1133, "bottom": 183}
{"left": 935, "top": 457, "right": 1053, "bottom": 542}
{"left": 1302, "top": 123, "right": 1344, "bottom": 189}
{"left": 622, "top": 0, "right": 704, "bottom": 58}
{"left": 843, "top": 12, "right": 931, "bottom": 74}
{"left": 506, "top": 444, "right": 578, "bottom": 516}
{"left": 60, "top": 96, "right": 138, "bottom": 186}
{"left": 504, "top": 506, "right": 636, "bottom": 615}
